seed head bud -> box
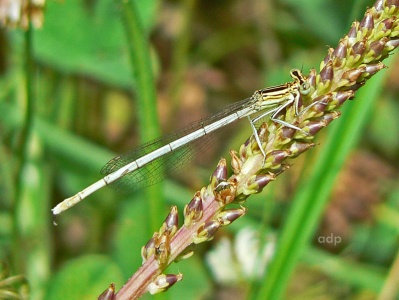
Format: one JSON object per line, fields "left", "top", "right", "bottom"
{"left": 194, "top": 220, "right": 221, "bottom": 244}
{"left": 148, "top": 273, "right": 183, "bottom": 295}
{"left": 216, "top": 206, "right": 247, "bottom": 226}
{"left": 321, "top": 48, "right": 334, "bottom": 69}
{"left": 360, "top": 10, "right": 374, "bottom": 34}
{"left": 289, "top": 142, "right": 315, "bottom": 157}
{"left": 309, "top": 94, "right": 332, "bottom": 114}
{"left": 141, "top": 233, "right": 158, "bottom": 262}
{"left": 216, "top": 207, "right": 247, "bottom": 226}
{"left": 382, "top": 17, "right": 394, "bottom": 31}
{"left": 369, "top": 37, "right": 389, "bottom": 58}
{"left": 333, "top": 40, "right": 348, "bottom": 59}
{"left": 362, "top": 62, "right": 385, "bottom": 78}
{"left": 280, "top": 127, "right": 296, "bottom": 142}
{"left": 209, "top": 161, "right": 227, "bottom": 190}
{"left": 174, "top": 247, "right": 194, "bottom": 262}
{"left": 387, "top": 0, "right": 399, "bottom": 11}
{"left": 353, "top": 40, "right": 367, "bottom": 55}
{"left": 385, "top": 38, "right": 399, "bottom": 50}
{"left": 244, "top": 173, "right": 275, "bottom": 193}
{"left": 304, "top": 121, "right": 326, "bottom": 136}
{"left": 256, "top": 124, "right": 269, "bottom": 150}
{"left": 244, "top": 136, "right": 251, "bottom": 147}
{"left": 391, "top": 21, "right": 399, "bottom": 36}
{"left": 347, "top": 81, "right": 366, "bottom": 92}
{"left": 239, "top": 137, "right": 251, "bottom": 159}
{"left": 154, "top": 233, "right": 171, "bottom": 267}
{"left": 159, "top": 206, "right": 178, "bottom": 237}
{"left": 268, "top": 150, "right": 290, "bottom": 166}
{"left": 340, "top": 67, "right": 366, "bottom": 87}
{"left": 320, "top": 111, "right": 341, "bottom": 125}
{"left": 212, "top": 159, "right": 227, "bottom": 182}
{"left": 214, "top": 180, "right": 237, "bottom": 205}
{"left": 307, "top": 68, "right": 317, "bottom": 88}
{"left": 331, "top": 90, "right": 355, "bottom": 108}
{"left": 98, "top": 283, "right": 116, "bottom": 300}
{"left": 332, "top": 39, "right": 348, "bottom": 68}
{"left": 184, "top": 192, "right": 203, "bottom": 227}
{"left": 374, "top": 0, "right": 384, "bottom": 11}
{"left": 310, "top": 101, "right": 327, "bottom": 115}
{"left": 230, "top": 150, "right": 242, "bottom": 174}
{"left": 348, "top": 21, "right": 359, "bottom": 41}
{"left": 242, "top": 127, "right": 266, "bottom": 158}
{"left": 319, "top": 60, "right": 334, "bottom": 90}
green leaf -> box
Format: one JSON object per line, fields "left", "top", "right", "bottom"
{"left": 34, "top": 0, "right": 158, "bottom": 88}
{"left": 302, "top": 247, "right": 385, "bottom": 293}
{"left": 44, "top": 255, "right": 123, "bottom": 300}
{"left": 166, "top": 257, "right": 212, "bottom": 300}
{"left": 111, "top": 195, "right": 152, "bottom": 278}
{"left": 368, "top": 95, "right": 399, "bottom": 158}
{"left": 279, "top": 0, "right": 376, "bottom": 44}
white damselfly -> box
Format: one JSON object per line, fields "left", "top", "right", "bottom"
{"left": 52, "top": 69, "right": 311, "bottom": 215}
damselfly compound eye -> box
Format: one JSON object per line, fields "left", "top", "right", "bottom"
{"left": 300, "top": 82, "right": 311, "bottom": 95}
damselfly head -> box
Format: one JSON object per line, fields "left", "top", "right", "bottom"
{"left": 290, "top": 68, "right": 311, "bottom": 96}
{"left": 289, "top": 68, "right": 305, "bottom": 82}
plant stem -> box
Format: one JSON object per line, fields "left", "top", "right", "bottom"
{"left": 13, "top": 16, "right": 36, "bottom": 272}
{"left": 120, "top": 0, "right": 163, "bottom": 233}
{"left": 168, "top": 0, "right": 196, "bottom": 116}
{"left": 256, "top": 49, "right": 393, "bottom": 300}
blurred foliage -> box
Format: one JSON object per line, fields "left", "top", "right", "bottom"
{"left": 0, "top": 0, "right": 398, "bottom": 299}
{"left": 34, "top": 0, "right": 158, "bottom": 88}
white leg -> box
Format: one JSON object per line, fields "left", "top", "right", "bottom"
{"left": 269, "top": 92, "right": 308, "bottom": 134}
{"left": 298, "top": 99, "right": 329, "bottom": 116}
{"left": 269, "top": 101, "right": 304, "bottom": 132}
{"left": 248, "top": 116, "right": 267, "bottom": 158}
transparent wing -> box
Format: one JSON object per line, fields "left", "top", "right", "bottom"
{"left": 100, "top": 96, "right": 255, "bottom": 193}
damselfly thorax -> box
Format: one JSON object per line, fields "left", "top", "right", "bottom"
{"left": 247, "top": 69, "right": 311, "bottom": 156}
{"left": 251, "top": 69, "right": 311, "bottom": 124}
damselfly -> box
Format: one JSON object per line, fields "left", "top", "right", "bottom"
{"left": 52, "top": 69, "right": 311, "bottom": 215}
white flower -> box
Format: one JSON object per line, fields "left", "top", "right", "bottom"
{"left": 205, "top": 227, "right": 275, "bottom": 284}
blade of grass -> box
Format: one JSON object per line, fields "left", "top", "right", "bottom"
{"left": 17, "top": 139, "right": 52, "bottom": 300}
{"left": 13, "top": 19, "right": 36, "bottom": 271}
{"left": 12, "top": 20, "right": 52, "bottom": 300}
{"left": 168, "top": 0, "right": 196, "bottom": 113}
{"left": 255, "top": 55, "right": 394, "bottom": 300}
{"left": 119, "top": 0, "right": 163, "bottom": 233}
{"left": 378, "top": 248, "right": 399, "bottom": 300}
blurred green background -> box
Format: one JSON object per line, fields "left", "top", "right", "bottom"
{"left": 1, "top": 0, "right": 399, "bottom": 299}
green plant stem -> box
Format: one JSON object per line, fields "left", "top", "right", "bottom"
{"left": 13, "top": 20, "right": 36, "bottom": 272}
{"left": 255, "top": 57, "right": 392, "bottom": 300}
{"left": 120, "top": 0, "right": 163, "bottom": 233}
{"left": 168, "top": 0, "right": 196, "bottom": 116}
